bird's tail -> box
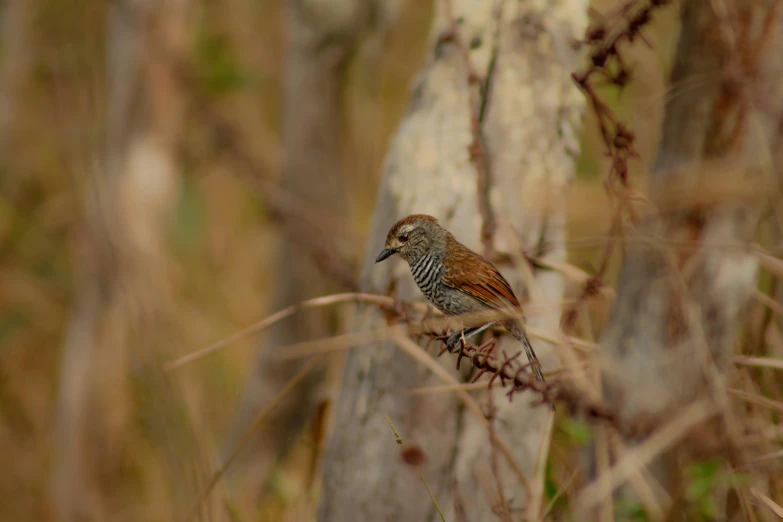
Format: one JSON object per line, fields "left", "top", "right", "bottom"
{"left": 505, "top": 321, "right": 545, "bottom": 383}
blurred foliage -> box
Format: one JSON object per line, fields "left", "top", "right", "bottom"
{"left": 170, "top": 175, "right": 206, "bottom": 254}
{"left": 684, "top": 458, "right": 749, "bottom": 521}
{"left": 614, "top": 497, "right": 649, "bottom": 522}
{"left": 0, "top": 0, "right": 780, "bottom": 521}
{"left": 559, "top": 418, "right": 593, "bottom": 445}
{"left": 194, "top": 25, "right": 250, "bottom": 97}
{"left": 0, "top": 0, "right": 429, "bottom": 519}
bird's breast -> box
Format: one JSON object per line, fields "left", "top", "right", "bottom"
{"left": 410, "top": 253, "right": 443, "bottom": 305}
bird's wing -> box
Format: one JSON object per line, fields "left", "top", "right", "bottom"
{"left": 441, "top": 242, "right": 521, "bottom": 310}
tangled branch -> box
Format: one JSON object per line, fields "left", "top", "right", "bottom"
{"left": 168, "top": 289, "right": 617, "bottom": 425}
{"left": 563, "top": 0, "right": 672, "bottom": 330}
{"left": 416, "top": 328, "right": 617, "bottom": 423}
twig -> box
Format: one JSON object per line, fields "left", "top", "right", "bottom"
{"left": 164, "top": 292, "right": 403, "bottom": 370}
{"left": 733, "top": 355, "right": 783, "bottom": 371}
{"left": 487, "top": 394, "right": 512, "bottom": 522}
{"left": 424, "top": 330, "right": 616, "bottom": 422}
{"left": 385, "top": 416, "right": 447, "bottom": 522}
{"left": 751, "top": 488, "right": 783, "bottom": 518}
{"left": 563, "top": 0, "right": 672, "bottom": 331}
{"left": 166, "top": 291, "right": 594, "bottom": 369}
{"left": 391, "top": 331, "right": 535, "bottom": 498}
{"left": 167, "top": 289, "right": 618, "bottom": 427}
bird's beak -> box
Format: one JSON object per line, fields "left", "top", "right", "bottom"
{"left": 375, "top": 247, "right": 397, "bottom": 263}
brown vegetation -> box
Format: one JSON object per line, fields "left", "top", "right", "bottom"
{"left": 1, "top": 0, "right": 781, "bottom": 521}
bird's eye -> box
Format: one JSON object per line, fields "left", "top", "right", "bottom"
{"left": 399, "top": 234, "right": 409, "bottom": 243}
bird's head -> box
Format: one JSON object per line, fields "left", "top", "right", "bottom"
{"left": 375, "top": 214, "right": 445, "bottom": 265}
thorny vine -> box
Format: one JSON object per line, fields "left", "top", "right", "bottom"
{"left": 408, "top": 0, "right": 673, "bottom": 429}
{"left": 563, "top": 0, "right": 672, "bottom": 330}
{"left": 383, "top": 299, "right": 622, "bottom": 428}
{"left": 437, "top": 0, "right": 673, "bottom": 330}
{"left": 408, "top": 320, "right": 618, "bottom": 424}
{"left": 167, "top": 290, "right": 620, "bottom": 427}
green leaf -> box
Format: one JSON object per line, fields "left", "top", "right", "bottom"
{"left": 699, "top": 497, "right": 719, "bottom": 519}
{"left": 685, "top": 478, "right": 715, "bottom": 502}
{"left": 560, "top": 418, "right": 592, "bottom": 444}
{"left": 688, "top": 456, "right": 723, "bottom": 480}
{"left": 614, "top": 497, "right": 649, "bottom": 522}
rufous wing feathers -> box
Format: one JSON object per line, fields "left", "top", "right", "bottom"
{"left": 441, "top": 242, "right": 521, "bottom": 310}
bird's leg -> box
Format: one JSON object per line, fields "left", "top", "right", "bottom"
{"left": 445, "top": 322, "right": 496, "bottom": 353}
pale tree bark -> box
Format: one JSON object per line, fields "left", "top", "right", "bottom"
{"left": 596, "top": 0, "right": 783, "bottom": 511}
{"left": 224, "top": 0, "right": 401, "bottom": 500}
{"left": 318, "top": 1, "right": 586, "bottom": 520}
{"left": 50, "top": 1, "right": 202, "bottom": 520}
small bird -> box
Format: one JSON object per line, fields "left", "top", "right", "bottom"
{"left": 375, "top": 214, "right": 545, "bottom": 383}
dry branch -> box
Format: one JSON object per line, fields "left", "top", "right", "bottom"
{"left": 421, "top": 329, "right": 616, "bottom": 422}
{"left": 166, "top": 290, "right": 617, "bottom": 426}
{"left": 563, "top": 0, "right": 672, "bottom": 331}
{"left": 585, "top": 0, "right": 783, "bottom": 516}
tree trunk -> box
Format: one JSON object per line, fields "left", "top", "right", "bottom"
{"left": 317, "top": 1, "right": 586, "bottom": 520}
{"left": 597, "top": 0, "right": 783, "bottom": 508}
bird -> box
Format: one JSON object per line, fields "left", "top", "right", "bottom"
{"left": 375, "top": 214, "right": 545, "bottom": 383}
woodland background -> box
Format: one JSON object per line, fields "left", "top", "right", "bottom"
{"left": 0, "top": 0, "right": 781, "bottom": 521}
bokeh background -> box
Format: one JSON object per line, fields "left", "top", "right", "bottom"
{"left": 5, "top": 1, "right": 777, "bottom": 521}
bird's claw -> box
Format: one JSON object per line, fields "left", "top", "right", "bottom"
{"left": 445, "top": 331, "right": 464, "bottom": 353}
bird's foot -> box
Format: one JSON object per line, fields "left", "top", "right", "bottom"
{"left": 446, "top": 330, "right": 473, "bottom": 370}
{"left": 445, "top": 330, "right": 466, "bottom": 354}
{"left": 430, "top": 330, "right": 452, "bottom": 356}
{"left": 433, "top": 331, "right": 451, "bottom": 343}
